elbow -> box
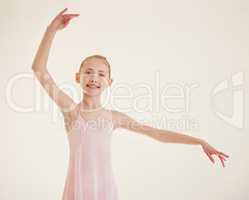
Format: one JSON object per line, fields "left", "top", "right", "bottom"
{"left": 31, "top": 62, "right": 37, "bottom": 71}
{"left": 31, "top": 65, "right": 46, "bottom": 73}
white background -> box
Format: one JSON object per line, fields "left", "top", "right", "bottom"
{"left": 1, "top": 0, "right": 249, "bottom": 199}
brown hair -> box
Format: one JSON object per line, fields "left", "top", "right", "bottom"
{"left": 79, "top": 54, "right": 111, "bottom": 79}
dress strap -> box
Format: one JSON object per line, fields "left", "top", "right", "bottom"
{"left": 76, "top": 102, "right": 83, "bottom": 120}
{"left": 108, "top": 109, "right": 114, "bottom": 131}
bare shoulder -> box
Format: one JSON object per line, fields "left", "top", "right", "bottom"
{"left": 110, "top": 109, "right": 123, "bottom": 130}
{"left": 111, "top": 109, "right": 130, "bottom": 120}
{"left": 110, "top": 109, "right": 140, "bottom": 130}
{"left": 110, "top": 109, "right": 157, "bottom": 138}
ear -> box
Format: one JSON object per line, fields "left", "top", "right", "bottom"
{"left": 75, "top": 72, "right": 80, "bottom": 83}
{"left": 109, "top": 78, "right": 113, "bottom": 86}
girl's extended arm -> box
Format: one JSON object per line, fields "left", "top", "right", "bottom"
{"left": 112, "top": 110, "right": 229, "bottom": 168}
{"left": 31, "top": 8, "right": 79, "bottom": 114}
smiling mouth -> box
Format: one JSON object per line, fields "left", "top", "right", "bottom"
{"left": 86, "top": 84, "right": 101, "bottom": 89}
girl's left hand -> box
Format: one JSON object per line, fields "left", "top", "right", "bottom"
{"left": 201, "top": 141, "right": 229, "bottom": 168}
{"left": 48, "top": 8, "right": 80, "bottom": 31}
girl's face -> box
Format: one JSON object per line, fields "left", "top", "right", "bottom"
{"left": 76, "top": 58, "right": 112, "bottom": 96}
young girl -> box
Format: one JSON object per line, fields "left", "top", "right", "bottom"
{"left": 31, "top": 8, "right": 229, "bottom": 200}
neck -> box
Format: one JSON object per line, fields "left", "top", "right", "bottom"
{"left": 80, "top": 93, "right": 103, "bottom": 112}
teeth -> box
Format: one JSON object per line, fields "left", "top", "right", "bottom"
{"left": 87, "top": 84, "right": 99, "bottom": 88}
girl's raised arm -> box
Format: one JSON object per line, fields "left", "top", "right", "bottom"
{"left": 31, "top": 8, "right": 80, "bottom": 115}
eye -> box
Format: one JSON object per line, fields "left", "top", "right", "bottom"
{"left": 99, "top": 74, "right": 105, "bottom": 77}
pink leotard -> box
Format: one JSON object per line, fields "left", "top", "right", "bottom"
{"left": 62, "top": 104, "right": 119, "bottom": 200}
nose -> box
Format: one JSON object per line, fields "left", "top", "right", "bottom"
{"left": 89, "top": 77, "right": 98, "bottom": 84}
{"left": 88, "top": 73, "right": 100, "bottom": 84}
{"left": 89, "top": 79, "right": 96, "bottom": 83}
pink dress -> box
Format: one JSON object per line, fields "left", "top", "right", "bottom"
{"left": 62, "top": 104, "right": 119, "bottom": 200}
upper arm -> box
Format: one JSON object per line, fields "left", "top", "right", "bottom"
{"left": 32, "top": 68, "right": 77, "bottom": 114}
{"left": 111, "top": 110, "right": 159, "bottom": 139}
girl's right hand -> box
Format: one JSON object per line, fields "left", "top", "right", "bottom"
{"left": 48, "top": 8, "right": 80, "bottom": 31}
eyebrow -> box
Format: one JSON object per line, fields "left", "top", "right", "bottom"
{"left": 85, "top": 67, "right": 106, "bottom": 73}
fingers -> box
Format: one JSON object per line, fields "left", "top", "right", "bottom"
{"left": 204, "top": 151, "right": 215, "bottom": 164}
{"left": 217, "top": 151, "right": 229, "bottom": 168}
{"left": 218, "top": 155, "right": 225, "bottom": 167}
{"left": 64, "top": 20, "right": 70, "bottom": 28}
{"left": 62, "top": 16, "right": 78, "bottom": 27}
{"left": 65, "top": 14, "right": 80, "bottom": 17}
{"left": 214, "top": 151, "right": 228, "bottom": 168}
{"left": 56, "top": 8, "right": 80, "bottom": 19}
{"left": 57, "top": 8, "right": 68, "bottom": 17}
{"left": 203, "top": 145, "right": 229, "bottom": 168}
{"left": 62, "top": 14, "right": 79, "bottom": 23}
{"left": 64, "top": 14, "right": 80, "bottom": 20}
{"left": 219, "top": 151, "right": 229, "bottom": 158}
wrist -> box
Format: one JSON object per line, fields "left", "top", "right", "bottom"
{"left": 46, "top": 25, "right": 57, "bottom": 34}
{"left": 197, "top": 138, "right": 207, "bottom": 146}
